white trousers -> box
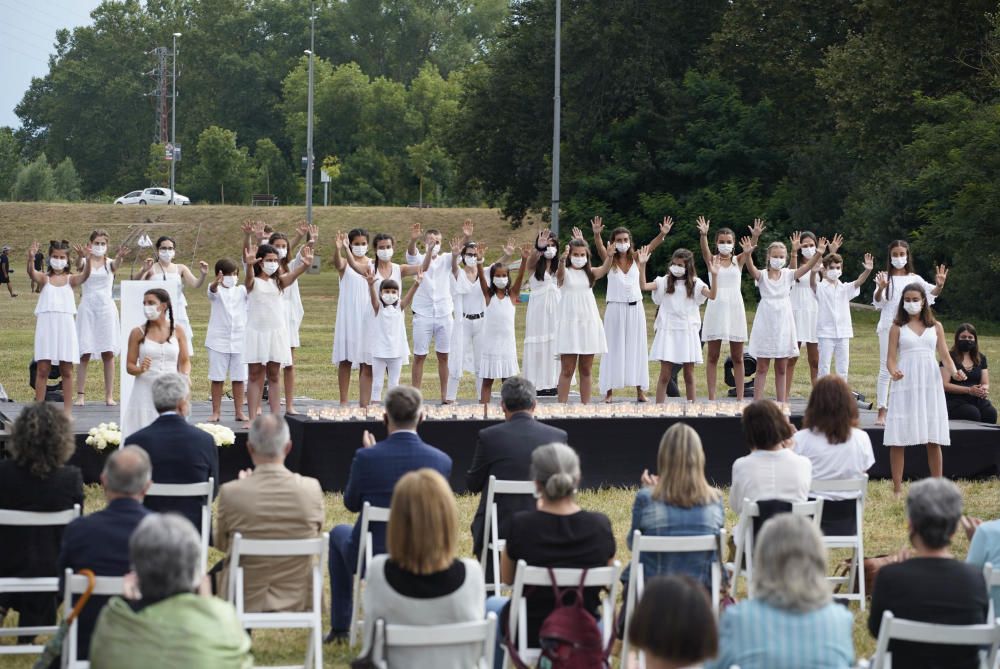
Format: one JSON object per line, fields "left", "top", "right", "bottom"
{"left": 877, "top": 329, "right": 891, "bottom": 409}
{"left": 372, "top": 357, "right": 404, "bottom": 402}
{"left": 818, "top": 337, "right": 850, "bottom": 379}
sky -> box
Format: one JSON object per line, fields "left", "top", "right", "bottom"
{"left": 0, "top": 0, "right": 104, "bottom": 128}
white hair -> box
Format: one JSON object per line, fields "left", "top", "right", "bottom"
{"left": 151, "top": 372, "right": 189, "bottom": 413}
{"left": 248, "top": 414, "right": 290, "bottom": 458}
{"left": 752, "top": 514, "right": 831, "bottom": 612}
{"left": 129, "top": 514, "right": 202, "bottom": 600}
{"left": 530, "top": 443, "right": 580, "bottom": 500}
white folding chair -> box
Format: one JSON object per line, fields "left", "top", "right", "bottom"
{"left": 984, "top": 563, "right": 1000, "bottom": 623}
{"left": 870, "top": 610, "right": 1000, "bottom": 669}
{"left": 478, "top": 476, "right": 537, "bottom": 594}
{"left": 349, "top": 502, "right": 391, "bottom": 647}
{"left": 620, "top": 530, "right": 725, "bottom": 669}
{"left": 371, "top": 612, "right": 497, "bottom": 669}
{"left": 505, "top": 559, "right": 622, "bottom": 668}
{"left": 146, "top": 477, "right": 214, "bottom": 573}
{"left": 811, "top": 476, "right": 868, "bottom": 610}
{"left": 228, "top": 531, "right": 328, "bottom": 669}
{"left": 729, "top": 498, "right": 823, "bottom": 598}
{"left": 61, "top": 569, "right": 126, "bottom": 669}
{"left": 0, "top": 505, "right": 81, "bottom": 656}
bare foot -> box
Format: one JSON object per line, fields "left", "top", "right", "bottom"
{"left": 207, "top": 414, "right": 221, "bottom": 423}
{"left": 241, "top": 420, "right": 251, "bottom": 430}
{"left": 74, "top": 393, "right": 85, "bottom": 406}
{"left": 10, "top": 293, "right": 17, "bottom": 297}
{"left": 876, "top": 408, "right": 887, "bottom": 426}
{"left": 105, "top": 399, "right": 117, "bottom": 407}
{"left": 285, "top": 409, "right": 300, "bottom": 416}
{"left": 441, "top": 400, "right": 455, "bottom": 405}
{"left": 636, "top": 388, "right": 648, "bottom": 403}
{"left": 235, "top": 415, "right": 249, "bottom": 423}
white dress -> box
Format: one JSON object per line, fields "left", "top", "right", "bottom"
{"left": 243, "top": 278, "right": 292, "bottom": 366}
{"left": 599, "top": 262, "right": 649, "bottom": 393}
{"left": 371, "top": 305, "right": 409, "bottom": 359}
{"left": 34, "top": 281, "right": 79, "bottom": 363}
{"left": 151, "top": 265, "right": 194, "bottom": 357}
{"left": 332, "top": 261, "right": 373, "bottom": 367}
{"left": 121, "top": 335, "right": 179, "bottom": 438}
{"left": 790, "top": 274, "right": 819, "bottom": 344}
{"left": 522, "top": 272, "right": 561, "bottom": 390}
{"left": 454, "top": 269, "right": 486, "bottom": 374}
{"left": 479, "top": 294, "right": 519, "bottom": 379}
{"left": 650, "top": 276, "right": 707, "bottom": 364}
{"left": 748, "top": 269, "right": 799, "bottom": 359}
{"left": 701, "top": 260, "right": 747, "bottom": 342}
{"left": 361, "top": 262, "right": 402, "bottom": 365}
{"left": 76, "top": 261, "right": 120, "bottom": 356}
{"left": 884, "top": 325, "right": 950, "bottom": 446}
{"left": 282, "top": 253, "right": 306, "bottom": 348}
{"left": 556, "top": 268, "right": 607, "bottom": 355}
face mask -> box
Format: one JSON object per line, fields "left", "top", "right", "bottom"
{"left": 669, "top": 264, "right": 686, "bottom": 277}
{"left": 222, "top": 275, "right": 237, "bottom": 289}
{"left": 91, "top": 244, "right": 107, "bottom": 257}
{"left": 891, "top": 255, "right": 908, "bottom": 269}
{"left": 826, "top": 269, "right": 842, "bottom": 280}
{"left": 382, "top": 292, "right": 399, "bottom": 305}
{"left": 275, "top": 247, "right": 288, "bottom": 260}
{"left": 376, "top": 248, "right": 393, "bottom": 262}
{"left": 615, "top": 242, "right": 630, "bottom": 254}
{"left": 351, "top": 244, "right": 368, "bottom": 257}
{"left": 800, "top": 246, "right": 817, "bottom": 259}
{"left": 262, "top": 261, "right": 279, "bottom": 276}
{"left": 717, "top": 243, "right": 734, "bottom": 255}
{"left": 769, "top": 257, "right": 786, "bottom": 270}
{"left": 957, "top": 339, "right": 975, "bottom": 352}
{"left": 430, "top": 243, "right": 441, "bottom": 256}
{"left": 543, "top": 247, "right": 558, "bottom": 259}
{"left": 143, "top": 305, "right": 161, "bottom": 321}
{"left": 903, "top": 301, "right": 923, "bottom": 315}
{"left": 570, "top": 256, "right": 588, "bottom": 268}
{"left": 493, "top": 277, "right": 509, "bottom": 289}
{"left": 49, "top": 257, "right": 67, "bottom": 271}
{"left": 158, "top": 249, "right": 175, "bottom": 262}
{"left": 464, "top": 255, "right": 478, "bottom": 266}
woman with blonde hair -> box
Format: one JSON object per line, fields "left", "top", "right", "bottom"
{"left": 359, "top": 468, "right": 485, "bottom": 668}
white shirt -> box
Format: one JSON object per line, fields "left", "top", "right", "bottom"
{"left": 873, "top": 273, "right": 936, "bottom": 333}
{"left": 205, "top": 284, "right": 248, "bottom": 353}
{"left": 406, "top": 251, "right": 454, "bottom": 318}
{"left": 729, "top": 448, "right": 812, "bottom": 515}
{"left": 792, "top": 428, "right": 874, "bottom": 500}
{"left": 815, "top": 280, "right": 861, "bottom": 339}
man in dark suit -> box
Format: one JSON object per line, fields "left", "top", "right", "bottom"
{"left": 124, "top": 372, "right": 218, "bottom": 530}
{"left": 467, "top": 376, "right": 568, "bottom": 560}
{"left": 325, "top": 385, "right": 452, "bottom": 643}
{"left": 57, "top": 446, "right": 152, "bottom": 661}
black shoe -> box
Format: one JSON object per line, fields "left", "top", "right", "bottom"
{"left": 324, "top": 629, "right": 349, "bottom": 644}
{"left": 536, "top": 388, "right": 557, "bottom": 397}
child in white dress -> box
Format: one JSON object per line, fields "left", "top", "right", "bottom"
{"left": 26, "top": 240, "right": 92, "bottom": 418}
{"left": 331, "top": 228, "right": 373, "bottom": 405}
{"left": 206, "top": 258, "right": 248, "bottom": 423}
{"left": 475, "top": 250, "right": 520, "bottom": 404}
{"left": 366, "top": 275, "right": 421, "bottom": 399}
{"left": 138, "top": 235, "right": 209, "bottom": 357}
{"left": 745, "top": 232, "right": 827, "bottom": 404}
{"left": 815, "top": 252, "right": 873, "bottom": 380}
{"left": 522, "top": 229, "right": 562, "bottom": 392}
{"left": 638, "top": 247, "right": 719, "bottom": 402}
{"left": 884, "top": 283, "right": 964, "bottom": 495}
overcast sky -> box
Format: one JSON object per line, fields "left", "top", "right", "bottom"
{"left": 0, "top": 0, "right": 104, "bottom": 128}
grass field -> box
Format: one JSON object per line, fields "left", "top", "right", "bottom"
{"left": 1, "top": 202, "right": 998, "bottom": 666}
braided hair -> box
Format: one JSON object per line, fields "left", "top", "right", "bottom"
{"left": 139, "top": 288, "right": 175, "bottom": 344}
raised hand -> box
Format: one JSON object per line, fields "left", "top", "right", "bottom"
{"left": 72, "top": 243, "right": 91, "bottom": 258}
{"left": 707, "top": 255, "right": 721, "bottom": 275}
{"left": 241, "top": 220, "right": 255, "bottom": 235}
{"left": 636, "top": 245, "right": 651, "bottom": 265}
{"left": 365, "top": 268, "right": 377, "bottom": 285}
{"left": 875, "top": 271, "right": 889, "bottom": 289}
{"left": 935, "top": 264, "right": 949, "bottom": 288}
{"left": 750, "top": 218, "right": 766, "bottom": 239}
{"left": 300, "top": 245, "right": 314, "bottom": 264}
{"left": 503, "top": 237, "right": 516, "bottom": 257}
{"left": 863, "top": 253, "right": 874, "bottom": 271}
{"left": 115, "top": 245, "right": 132, "bottom": 261}
{"left": 604, "top": 239, "right": 615, "bottom": 257}
{"left": 659, "top": 216, "right": 674, "bottom": 236}
{"left": 198, "top": 260, "right": 209, "bottom": 275}
{"left": 243, "top": 245, "right": 259, "bottom": 266}
{"left": 414, "top": 270, "right": 424, "bottom": 284}
{"left": 142, "top": 257, "right": 154, "bottom": 272}
{"left": 562, "top": 244, "right": 571, "bottom": 259}
{"left": 212, "top": 270, "right": 223, "bottom": 287}
{"left": 816, "top": 237, "right": 829, "bottom": 254}
{"left": 296, "top": 221, "right": 311, "bottom": 237}
{"left": 28, "top": 241, "right": 39, "bottom": 258}
{"left": 253, "top": 221, "right": 268, "bottom": 242}
{"left": 790, "top": 231, "right": 801, "bottom": 252}
{"left": 572, "top": 226, "right": 584, "bottom": 241}
{"left": 740, "top": 235, "right": 755, "bottom": 254}
{"left": 829, "top": 233, "right": 844, "bottom": 254}
{"left": 410, "top": 222, "right": 422, "bottom": 241}
{"left": 335, "top": 230, "right": 347, "bottom": 249}
{"left": 696, "top": 215, "right": 710, "bottom": 237}
{"left": 462, "top": 219, "right": 474, "bottom": 238}
{"left": 450, "top": 235, "right": 464, "bottom": 256}
{"left": 537, "top": 228, "right": 551, "bottom": 247}
{"left": 590, "top": 216, "right": 604, "bottom": 236}
{"left": 521, "top": 243, "right": 533, "bottom": 260}
{"left": 307, "top": 224, "right": 319, "bottom": 245}
{"left": 475, "top": 244, "right": 486, "bottom": 262}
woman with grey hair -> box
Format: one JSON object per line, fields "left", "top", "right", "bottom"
{"left": 708, "top": 514, "right": 854, "bottom": 669}
{"left": 868, "top": 478, "right": 989, "bottom": 669}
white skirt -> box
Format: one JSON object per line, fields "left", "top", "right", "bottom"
{"left": 793, "top": 308, "right": 818, "bottom": 344}
{"left": 35, "top": 312, "right": 80, "bottom": 364}
{"left": 702, "top": 296, "right": 748, "bottom": 343}
{"left": 599, "top": 302, "right": 649, "bottom": 393}
{"left": 651, "top": 326, "right": 703, "bottom": 364}
{"left": 748, "top": 300, "right": 799, "bottom": 359}
{"left": 77, "top": 297, "right": 121, "bottom": 357}
{"left": 884, "top": 354, "right": 951, "bottom": 446}
{"left": 244, "top": 327, "right": 292, "bottom": 366}
{"left": 479, "top": 352, "right": 519, "bottom": 380}
{"left": 522, "top": 291, "right": 561, "bottom": 390}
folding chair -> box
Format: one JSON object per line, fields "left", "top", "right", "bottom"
{"left": 146, "top": 477, "right": 214, "bottom": 572}
{"left": 870, "top": 610, "right": 1000, "bottom": 669}
{"left": 0, "top": 505, "right": 81, "bottom": 657}
{"left": 811, "top": 476, "right": 868, "bottom": 610}
{"left": 984, "top": 563, "right": 1000, "bottom": 623}
{"left": 228, "top": 531, "right": 328, "bottom": 669}
{"left": 729, "top": 498, "right": 823, "bottom": 598}
{"left": 478, "top": 476, "right": 536, "bottom": 594}
{"left": 349, "top": 502, "right": 391, "bottom": 647}
{"left": 620, "top": 530, "right": 725, "bottom": 669}
{"left": 371, "top": 612, "right": 497, "bottom": 669}
{"left": 61, "top": 569, "right": 126, "bottom": 669}
{"left": 505, "top": 559, "right": 622, "bottom": 668}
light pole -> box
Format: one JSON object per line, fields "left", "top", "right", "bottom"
{"left": 550, "top": 0, "right": 561, "bottom": 237}
{"left": 304, "top": 10, "right": 316, "bottom": 224}
{"left": 169, "top": 32, "right": 180, "bottom": 205}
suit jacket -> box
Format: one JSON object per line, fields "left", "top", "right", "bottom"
{"left": 125, "top": 413, "right": 219, "bottom": 530}
{"left": 344, "top": 431, "right": 452, "bottom": 571}
{"left": 466, "top": 412, "right": 567, "bottom": 556}
{"left": 57, "top": 497, "right": 151, "bottom": 660}
{"left": 215, "top": 463, "right": 325, "bottom": 613}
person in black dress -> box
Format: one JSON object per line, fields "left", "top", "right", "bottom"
{"left": 0, "top": 245, "right": 16, "bottom": 297}
{"left": 941, "top": 323, "right": 996, "bottom": 424}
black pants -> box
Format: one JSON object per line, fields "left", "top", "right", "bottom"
{"left": 946, "top": 397, "right": 998, "bottom": 424}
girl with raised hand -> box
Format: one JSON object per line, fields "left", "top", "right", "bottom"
{"left": 785, "top": 230, "right": 825, "bottom": 395}
{"left": 138, "top": 235, "right": 208, "bottom": 357}
{"left": 475, "top": 245, "right": 520, "bottom": 404}
{"left": 365, "top": 272, "right": 421, "bottom": 402}
{"left": 330, "top": 228, "right": 374, "bottom": 406}
{"left": 521, "top": 229, "right": 562, "bottom": 394}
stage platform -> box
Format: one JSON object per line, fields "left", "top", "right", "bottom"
{"left": 1, "top": 399, "right": 998, "bottom": 492}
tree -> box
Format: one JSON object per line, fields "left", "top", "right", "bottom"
{"left": 189, "top": 126, "right": 250, "bottom": 204}
{"left": 11, "top": 154, "right": 56, "bottom": 202}
{"left": 252, "top": 138, "right": 296, "bottom": 205}
{"left": 0, "top": 127, "right": 21, "bottom": 200}
{"left": 145, "top": 143, "right": 170, "bottom": 187}
{"left": 52, "top": 157, "right": 82, "bottom": 201}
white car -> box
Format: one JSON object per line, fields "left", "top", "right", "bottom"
{"left": 114, "top": 188, "right": 190, "bottom": 205}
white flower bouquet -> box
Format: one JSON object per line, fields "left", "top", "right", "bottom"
{"left": 85, "top": 422, "right": 122, "bottom": 452}
{"left": 195, "top": 423, "right": 237, "bottom": 447}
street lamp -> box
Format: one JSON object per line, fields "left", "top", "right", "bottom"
{"left": 304, "top": 11, "right": 316, "bottom": 224}
{"left": 169, "top": 32, "right": 181, "bottom": 205}
{"left": 550, "top": 0, "right": 561, "bottom": 237}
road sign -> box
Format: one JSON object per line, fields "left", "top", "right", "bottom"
{"left": 173, "top": 144, "right": 181, "bottom": 162}
{"left": 320, "top": 169, "right": 331, "bottom": 183}
{"left": 165, "top": 143, "right": 174, "bottom": 161}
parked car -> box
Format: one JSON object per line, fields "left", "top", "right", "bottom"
{"left": 114, "top": 188, "right": 190, "bottom": 205}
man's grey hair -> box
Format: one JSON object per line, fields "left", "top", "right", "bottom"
{"left": 129, "top": 514, "right": 201, "bottom": 601}
{"left": 248, "top": 414, "right": 290, "bottom": 458}
{"left": 907, "top": 477, "right": 963, "bottom": 549}
{"left": 753, "top": 514, "right": 831, "bottom": 612}
{"left": 152, "top": 372, "right": 189, "bottom": 413}
{"left": 501, "top": 376, "right": 536, "bottom": 413}
{"left": 384, "top": 385, "right": 422, "bottom": 427}
{"left": 103, "top": 445, "right": 151, "bottom": 495}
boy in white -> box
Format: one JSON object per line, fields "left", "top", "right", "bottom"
{"left": 815, "top": 252, "right": 873, "bottom": 380}
{"left": 206, "top": 258, "right": 248, "bottom": 422}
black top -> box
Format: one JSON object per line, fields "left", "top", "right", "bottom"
{"left": 384, "top": 559, "right": 467, "bottom": 599}
{"left": 0, "top": 253, "right": 8, "bottom": 279}
{"left": 504, "top": 509, "right": 616, "bottom": 646}
{"left": 868, "top": 557, "right": 989, "bottom": 669}
{"left": 33, "top": 251, "right": 43, "bottom": 271}
{"left": 942, "top": 353, "right": 988, "bottom": 390}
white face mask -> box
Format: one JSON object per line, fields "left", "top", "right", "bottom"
{"left": 351, "top": 244, "right": 368, "bottom": 258}
{"left": 382, "top": 292, "right": 399, "bottom": 305}
{"left": 49, "top": 257, "right": 67, "bottom": 271}
{"left": 717, "top": 243, "right": 734, "bottom": 256}
{"left": 769, "top": 257, "right": 786, "bottom": 270}
{"left": 222, "top": 275, "right": 237, "bottom": 288}
{"left": 800, "top": 246, "right": 817, "bottom": 259}
{"left": 376, "top": 248, "right": 393, "bottom": 262}
{"left": 669, "top": 264, "right": 687, "bottom": 277}
{"left": 261, "top": 261, "right": 279, "bottom": 276}
{"left": 158, "top": 249, "right": 175, "bottom": 262}
{"left": 891, "top": 255, "right": 908, "bottom": 269}
{"left": 826, "top": 269, "right": 842, "bottom": 280}
{"left": 570, "top": 255, "right": 588, "bottom": 268}
{"left": 430, "top": 243, "right": 441, "bottom": 256}
{"left": 543, "top": 247, "right": 558, "bottom": 259}
{"left": 143, "top": 304, "right": 161, "bottom": 321}
{"left": 464, "top": 255, "right": 478, "bottom": 266}
{"left": 91, "top": 244, "right": 107, "bottom": 257}
{"left": 903, "top": 301, "right": 923, "bottom": 315}
{"left": 615, "top": 242, "right": 630, "bottom": 254}
{"left": 493, "top": 276, "right": 509, "bottom": 289}
{"left": 275, "top": 247, "right": 288, "bottom": 260}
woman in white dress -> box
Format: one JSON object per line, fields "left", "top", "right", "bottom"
{"left": 744, "top": 232, "right": 826, "bottom": 404}
{"left": 474, "top": 248, "right": 520, "bottom": 404}
{"left": 331, "top": 229, "right": 375, "bottom": 405}
{"left": 556, "top": 238, "right": 614, "bottom": 404}
{"left": 243, "top": 242, "right": 314, "bottom": 422}
{"left": 75, "top": 229, "right": 130, "bottom": 406}
{"left": 447, "top": 240, "right": 488, "bottom": 402}
{"left": 884, "top": 284, "right": 964, "bottom": 495}
{"left": 522, "top": 229, "right": 562, "bottom": 393}
{"left": 590, "top": 216, "right": 672, "bottom": 402}
{"left": 122, "top": 288, "right": 190, "bottom": 438}
{"left": 138, "top": 235, "right": 209, "bottom": 357}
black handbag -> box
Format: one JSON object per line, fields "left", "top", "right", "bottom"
{"left": 350, "top": 618, "right": 383, "bottom": 669}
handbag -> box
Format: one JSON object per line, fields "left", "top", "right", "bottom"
{"left": 350, "top": 618, "right": 382, "bottom": 669}
{"left": 833, "top": 550, "right": 908, "bottom": 596}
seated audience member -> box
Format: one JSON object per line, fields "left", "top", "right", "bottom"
{"left": 0, "top": 402, "right": 83, "bottom": 638}
{"left": 486, "top": 443, "right": 616, "bottom": 660}
{"left": 709, "top": 514, "right": 854, "bottom": 669}
{"left": 942, "top": 323, "right": 996, "bottom": 423}
{"left": 628, "top": 422, "right": 724, "bottom": 589}
{"left": 58, "top": 446, "right": 153, "bottom": 661}
{"left": 792, "top": 375, "right": 874, "bottom": 535}
{"left": 326, "top": 385, "right": 452, "bottom": 643}
{"left": 966, "top": 516, "right": 1000, "bottom": 619}
{"left": 359, "top": 469, "right": 485, "bottom": 667}
{"left": 215, "top": 414, "right": 324, "bottom": 611}
{"left": 125, "top": 372, "right": 218, "bottom": 529}
{"left": 466, "top": 376, "right": 567, "bottom": 563}
{"left": 627, "top": 575, "right": 718, "bottom": 669}
{"left": 869, "top": 478, "right": 989, "bottom": 669}
{"left": 89, "top": 514, "right": 251, "bottom": 669}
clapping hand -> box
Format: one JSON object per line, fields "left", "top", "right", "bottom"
{"left": 640, "top": 469, "right": 659, "bottom": 487}
{"left": 414, "top": 270, "right": 424, "bottom": 285}
{"left": 362, "top": 430, "right": 377, "bottom": 448}
{"left": 115, "top": 245, "right": 132, "bottom": 261}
